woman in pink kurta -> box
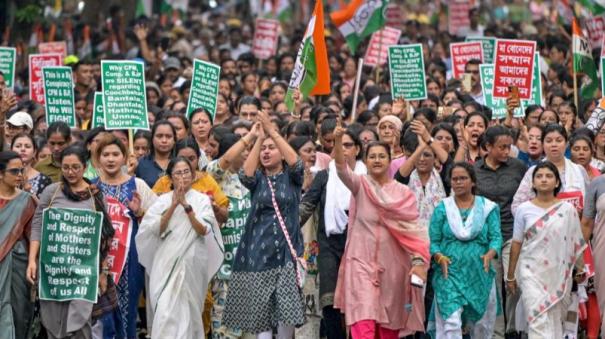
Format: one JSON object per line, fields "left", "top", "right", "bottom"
{"left": 332, "top": 120, "right": 430, "bottom": 339}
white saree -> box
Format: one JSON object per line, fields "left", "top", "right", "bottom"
{"left": 136, "top": 189, "right": 224, "bottom": 339}
{"left": 516, "top": 202, "right": 586, "bottom": 338}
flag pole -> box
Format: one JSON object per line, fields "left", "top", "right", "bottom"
{"left": 350, "top": 57, "right": 364, "bottom": 124}
{"left": 572, "top": 26, "right": 579, "bottom": 110}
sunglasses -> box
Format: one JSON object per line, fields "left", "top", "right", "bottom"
{"left": 6, "top": 168, "right": 24, "bottom": 175}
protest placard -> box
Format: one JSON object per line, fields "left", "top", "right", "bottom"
{"left": 101, "top": 60, "right": 149, "bottom": 130}
{"left": 587, "top": 15, "right": 605, "bottom": 50}
{"left": 480, "top": 64, "right": 508, "bottom": 120}
{"left": 92, "top": 92, "right": 105, "bottom": 129}
{"left": 186, "top": 59, "right": 221, "bottom": 119}
{"left": 450, "top": 41, "right": 483, "bottom": 79}
{"left": 481, "top": 63, "right": 525, "bottom": 119}
{"left": 29, "top": 54, "right": 63, "bottom": 105}
{"left": 252, "top": 18, "right": 280, "bottom": 60}
{"left": 388, "top": 44, "right": 427, "bottom": 101}
{"left": 364, "top": 27, "right": 402, "bottom": 67}
{"left": 43, "top": 66, "right": 76, "bottom": 127}
{"left": 104, "top": 196, "right": 132, "bottom": 284}
{"left": 217, "top": 194, "right": 251, "bottom": 279}
{"left": 521, "top": 52, "right": 543, "bottom": 108}
{"left": 466, "top": 37, "right": 496, "bottom": 64}
{"left": 448, "top": 0, "right": 471, "bottom": 36}
{"left": 39, "top": 208, "right": 103, "bottom": 303}
{"left": 0, "top": 47, "right": 16, "bottom": 90}
{"left": 39, "top": 41, "right": 68, "bottom": 58}
{"left": 493, "top": 39, "right": 536, "bottom": 100}
{"left": 385, "top": 4, "right": 404, "bottom": 31}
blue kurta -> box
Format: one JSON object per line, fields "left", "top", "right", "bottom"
{"left": 223, "top": 160, "right": 305, "bottom": 333}
{"left": 429, "top": 198, "right": 502, "bottom": 323}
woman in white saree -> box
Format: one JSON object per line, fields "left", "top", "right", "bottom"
{"left": 137, "top": 156, "right": 224, "bottom": 338}
{"left": 507, "top": 161, "right": 587, "bottom": 338}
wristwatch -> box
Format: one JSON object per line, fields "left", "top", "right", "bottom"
{"left": 184, "top": 204, "right": 193, "bottom": 215}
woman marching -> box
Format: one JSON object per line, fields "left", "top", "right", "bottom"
{"left": 508, "top": 161, "right": 586, "bottom": 338}
{"left": 332, "top": 117, "right": 429, "bottom": 338}
{"left": 0, "top": 151, "right": 37, "bottom": 339}
{"left": 27, "top": 145, "right": 116, "bottom": 338}
{"left": 299, "top": 126, "right": 366, "bottom": 339}
{"left": 92, "top": 135, "right": 157, "bottom": 339}
{"left": 223, "top": 111, "right": 306, "bottom": 339}
{"left": 429, "top": 162, "right": 502, "bottom": 338}
{"left": 136, "top": 156, "right": 224, "bottom": 339}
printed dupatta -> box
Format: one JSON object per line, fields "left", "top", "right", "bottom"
{"left": 408, "top": 168, "right": 446, "bottom": 228}
{"left": 517, "top": 202, "right": 586, "bottom": 324}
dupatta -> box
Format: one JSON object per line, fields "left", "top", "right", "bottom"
{"left": 350, "top": 176, "right": 430, "bottom": 262}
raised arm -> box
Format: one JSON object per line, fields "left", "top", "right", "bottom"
{"left": 218, "top": 123, "right": 260, "bottom": 171}
{"left": 410, "top": 120, "right": 448, "bottom": 165}
{"left": 259, "top": 110, "right": 298, "bottom": 166}
{"left": 243, "top": 125, "right": 264, "bottom": 177}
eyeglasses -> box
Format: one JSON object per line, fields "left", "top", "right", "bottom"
{"left": 62, "top": 165, "right": 83, "bottom": 173}
{"left": 172, "top": 169, "right": 192, "bottom": 177}
{"left": 451, "top": 176, "right": 470, "bottom": 183}
{"left": 5, "top": 168, "right": 24, "bottom": 175}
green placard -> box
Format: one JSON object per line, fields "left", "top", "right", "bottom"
{"left": 0, "top": 47, "right": 16, "bottom": 90}
{"left": 101, "top": 60, "right": 149, "bottom": 130}
{"left": 92, "top": 92, "right": 105, "bottom": 128}
{"left": 39, "top": 207, "right": 103, "bottom": 303}
{"left": 466, "top": 37, "right": 496, "bottom": 64}
{"left": 186, "top": 59, "right": 221, "bottom": 119}
{"left": 42, "top": 66, "right": 77, "bottom": 128}
{"left": 521, "top": 52, "right": 543, "bottom": 110}
{"left": 217, "top": 194, "right": 251, "bottom": 280}
{"left": 388, "top": 44, "right": 427, "bottom": 101}
{"left": 480, "top": 64, "right": 524, "bottom": 119}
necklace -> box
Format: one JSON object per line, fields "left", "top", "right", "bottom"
{"left": 455, "top": 195, "right": 475, "bottom": 209}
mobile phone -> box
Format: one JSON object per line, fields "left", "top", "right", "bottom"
{"left": 411, "top": 274, "right": 425, "bottom": 287}
{"left": 437, "top": 107, "right": 444, "bottom": 119}
{"left": 462, "top": 73, "right": 472, "bottom": 92}
{"left": 509, "top": 86, "right": 519, "bottom": 101}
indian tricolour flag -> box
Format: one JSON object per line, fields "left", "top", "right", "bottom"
{"left": 573, "top": 18, "right": 599, "bottom": 100}
{"left": 330, "top": 0, "right": 388, "bottom": 54}
{"left": 284, "top": 0, "right": 330, "bottom": 112}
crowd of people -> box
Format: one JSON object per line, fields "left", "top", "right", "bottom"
{"left": 2, "top": 1, "right": 605, "bottom": 339}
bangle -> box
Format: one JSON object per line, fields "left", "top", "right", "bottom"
{"left": 101, "top": 267, "right": 110, "bottom": 274}
{"left": 505, "top": 276, "right": 516, "bottom": 282}
{"left": 436, "top": 255, "right": 450, "bottom": 265}
{"left": 412, "top": 257, "right": 425, "bottom": 266}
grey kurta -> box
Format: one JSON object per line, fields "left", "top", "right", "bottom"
{"left": 32, "top": 183, "right": 95, "bottom": 338}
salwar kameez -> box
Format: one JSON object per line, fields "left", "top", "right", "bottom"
{"left": 584, "top": 175, "right": 605, "bottom": 335}
{"left": 333, "top": 162, "right": 430, "bottom": 337}
{"left": 93, "top": 177, "right": 156, "bottom": 339}
{"left": 0, "top": 191, "right": 36, "bottom": 339}
{"left": 428, "top": 196, "right": 502, "bottom": 338}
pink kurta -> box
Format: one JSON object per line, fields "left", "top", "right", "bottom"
{"left": 333, "top": 162, "right": 428, "bottom": 336}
